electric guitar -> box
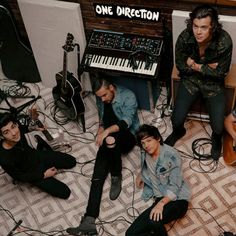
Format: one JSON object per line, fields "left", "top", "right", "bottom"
{"left": 52, "top": 33, "right": 85, "bottom": 123}
{"left": 223, "top": 125, "right": 236, "bottom": 166}
{"left": 26, "top": 107, "right": 70, "bottom": 151}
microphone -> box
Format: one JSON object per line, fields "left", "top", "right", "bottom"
{"left": 7, "top": 220, "right": 23, "bottom": 236}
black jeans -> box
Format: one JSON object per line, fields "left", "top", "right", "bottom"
{"left": 33, "top": 151, "right": 76, "bottom": 199}
{"left": 126, "top": 198, "right": 189, "bottom": 236}
{"left": 172, "top": 81, "right": 225, "bottom": 136}
{"left": 86, "top": 130, "right": 136, "bottom": 218}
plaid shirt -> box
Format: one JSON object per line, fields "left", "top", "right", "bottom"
{"left": 175, "top": 28, "right": 232, "bottom": 97}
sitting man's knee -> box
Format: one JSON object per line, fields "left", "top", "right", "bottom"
{"left": 105, "top": 136, "right": 116, "bottom": 148}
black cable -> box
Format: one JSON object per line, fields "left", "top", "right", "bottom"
{"left": 7, "top": 220, "right": 22, "bottom": 236}
{"left": 2, "top": 82, "right": 32, "bottom": 98}
{"left": 191, "top": 138, "right": 219, "bottom": 173}
{"left": 32, "top": 109, "right": 96, "bottom": 146}
{"left": 192, "top": 138, "right": 212, "bottom": 160}
{"left": 0, "top": 205, "right": 68, "bottom": 235}
{"left": 123, "top": 166, "right": 140, "bottom": 221}
{"left": 176, "top": 144, "right": 219, "bottom": 174}
{"left": 188, "top": 207, "right": 226, "bottom": 234}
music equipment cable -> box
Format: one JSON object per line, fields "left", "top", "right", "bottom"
{"left": 1, "top": 204, "right": 68, "bottom": 235}
{"left": 188, "top": 207, "right": 235, "bottom": 236}
{"left": 1, "top": 80, "right": 33, "bottom": 98}
{"left": 177, "top": 144, "right": 219, "bottom": 174}
{"left": 36, "top": 106, "right": 95, "bottom": 145}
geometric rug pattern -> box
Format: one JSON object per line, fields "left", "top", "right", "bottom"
{"left": 0, "top": 75, "right": 235, "bottom": 235}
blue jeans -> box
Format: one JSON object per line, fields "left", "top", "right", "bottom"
{"left": 126, "top": 198, "right": 189, "bottom": 236}
{"left": 85, "top": 130, "right": 136, "bottom": 218}
{"left": 172, "top": 81, "right": 225, "bottom": 136}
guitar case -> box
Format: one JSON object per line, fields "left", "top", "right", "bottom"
{"left": 0, "top": 2, "right": 41, "bottom": 83}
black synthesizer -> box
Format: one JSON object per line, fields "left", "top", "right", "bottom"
{"left": 81, "top": 29, "right": 163, "bottom": 79}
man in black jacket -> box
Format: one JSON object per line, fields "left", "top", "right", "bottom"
{"left": 0, "top": 112, "right": 76, "bottom": 199}
{"left": 165, "top": 5, "right": 232, "bottom": 161}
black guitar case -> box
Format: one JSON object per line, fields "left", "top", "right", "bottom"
{"left": 0, "top": 2, "right": 41, "bottom": 83}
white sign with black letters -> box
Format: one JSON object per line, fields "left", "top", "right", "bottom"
{"left": 94, "top": 4, "right": 160, "bottom": 22}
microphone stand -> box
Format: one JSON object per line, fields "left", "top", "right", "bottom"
{"left": 74, "top": 43, "right": 86, "bottom": 132}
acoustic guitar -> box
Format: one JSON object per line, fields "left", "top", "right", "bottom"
{"left": 223, "top": 125, "right": 236, "bottom": 166}
{"left": 52, "top": 33, "right": 85, "bottom": 126}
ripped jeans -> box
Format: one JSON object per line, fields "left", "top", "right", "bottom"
{"left": 85, "top": 129, "right": 136, "bottom": 218}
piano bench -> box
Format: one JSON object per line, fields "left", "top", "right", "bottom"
{"left": 171, "top": 64, "right": 236, "bottom": 121}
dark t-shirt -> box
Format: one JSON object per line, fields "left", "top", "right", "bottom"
{"left": 102, "top": 103, "right": 119, "bottom": 129}
{"left": 0, "top": 124, "right": 44, "bottom": 182}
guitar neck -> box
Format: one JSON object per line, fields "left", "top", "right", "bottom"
{"left": 61, "top": 50, "right": 67, "bottom": 90}
{"left": 36, "top": 120, "right": 54, "bottom": 141}
{"left": 76, "top": 43, "right": 81, "bottom": 77}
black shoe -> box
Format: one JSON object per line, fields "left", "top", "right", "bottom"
{"left": 66, "top": 216, "right": 97, "bottom": 235}
{"left": 164, "top": 128, "right": 186, "bottom": 146}
{"left": 211, "top": 134, "right": 222, "bottom": 161}
{"left": 109, "top": 175, "right": 122, "bottom": 200}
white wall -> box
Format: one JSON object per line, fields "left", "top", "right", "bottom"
{"left": 172, "top": 10, "right": 236, "bottom": 64}
{"left": 18, "top": 0, "right": 91, "bottom": 90}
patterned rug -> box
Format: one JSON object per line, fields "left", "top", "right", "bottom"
{"left": 0, "top": 75, "right": 235, "bottom": 236}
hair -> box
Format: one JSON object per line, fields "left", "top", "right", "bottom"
{"left": 0, "top": 112, "right": 17, "bottom": 131}
{"left": 136, "top": 124, "right": 163, "bottom": 147}
{"left": 186, "top": 4, "right": 222, "bottom": 36}
{"left": 91, "top": 75, "right": 114, "bottom": 93}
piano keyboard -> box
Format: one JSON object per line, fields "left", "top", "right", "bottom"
{"left": 83, "top": 54, "right": 158, "bottom": 76}
{"left": 81, "top": 30, "right": 163, "bottom": 79}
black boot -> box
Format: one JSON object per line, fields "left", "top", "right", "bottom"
{"left": 211, "top": 133, "right": 222, "bottom": 161}
{"left": 109, "top": 175, "right": 122, "bottom": 200}
{"left": 164, "top": 127, "right": 186, "bottom": 146}
{"left": 66, "top": 216, "right": 97, "bottom": 235}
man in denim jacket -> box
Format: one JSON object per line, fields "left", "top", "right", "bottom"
{"left": 126, "top": 124, "right": 190, "bottom": 236}
{"left": 67, "top": 78, "right": 140, "bottom": 235}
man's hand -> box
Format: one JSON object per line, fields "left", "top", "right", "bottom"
{"left": 208, "top": 62, "right": 218, "bottom": 69}
{"left": 136, "top": 174, "right": 144, "bottom": 189}
{"left": 96, "top": 128, "right": 109, "bottom": 146}
{"left": 150, "top": 201, "right": 164, "bottom": 221}
{"left": 44, "top": 167, "right": 57, "bottom": 178}
{"left": 187, "top": 57, "right": 202, "bottom": 71}
{"left": 187, "top": 57, "right": 195, "bottom": 67}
